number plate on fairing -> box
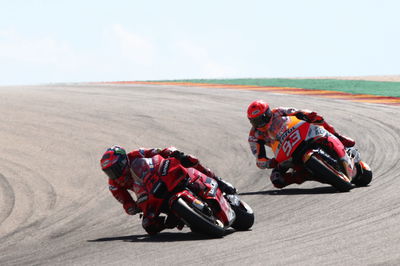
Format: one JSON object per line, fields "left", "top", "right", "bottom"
{"left": 272, "top": 117, "right": 329, "bottom": 163}
{"left": 273, "top": 120, "right": 308, "bottom": 162}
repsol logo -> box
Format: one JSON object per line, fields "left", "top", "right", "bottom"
{"left": 161, "top": 160, "right": 170, "bottom": 176}
{"left": 278, "top": 127, "right": 295, "bottom": 143}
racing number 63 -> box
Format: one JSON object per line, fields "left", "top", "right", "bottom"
{"left": 282, "top": 129, "right": 301, "bottom": 157}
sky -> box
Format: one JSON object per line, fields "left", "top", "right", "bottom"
{"left": 0, "top": 0, "right": 399, "bottom": 85}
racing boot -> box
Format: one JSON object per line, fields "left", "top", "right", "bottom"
{"left": 321, "top": 121, "right": 355, "bottom": 147}
{"left": 164, "top": 214, "right": 184, "bottom": 230}
{"left": 271, "top": 168, "right": 312, "bottom": 189}
{"left": 199, "top": 166, "right": 237, "bottom": 195}
{"left": 334, "top": 133, "right": 355, "bottom": 148}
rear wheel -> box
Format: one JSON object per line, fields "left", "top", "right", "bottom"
{"left": 171, "top": 198, "right": 225, "bottom": 238}
{"left": 305, "top": 155, "right": 354, "bottom": 192}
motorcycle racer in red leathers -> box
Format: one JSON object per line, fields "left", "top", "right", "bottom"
{"left": 100, "top": 145, "right": 236, "bottom": 235}
{"left": 247, "top": 100, "right": 356, "bottom": 189}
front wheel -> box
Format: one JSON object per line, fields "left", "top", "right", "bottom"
{"left": 305, "top": 155, "right": 354, "bottom": 192}
{"left": 352, "top": 161, "right": 373, "bottom": 187}
{"left": 171, "top": 198, "right": 225, "bottom": 238}
{"left": 230, "top": 199, "right": 254, "bottom": 231}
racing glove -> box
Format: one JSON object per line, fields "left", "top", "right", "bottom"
{"left": 170, "top": 150, "right": 198, "bottom": 168}
{"left": 257, "top": 157, "right": 278, "bottom": 169}
{"left": 295, "top": 111, "right": 323, "bottom": 123}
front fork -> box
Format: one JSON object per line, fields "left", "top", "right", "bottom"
{"left": 340, "top": 157, "right": 355, "bottom": 180}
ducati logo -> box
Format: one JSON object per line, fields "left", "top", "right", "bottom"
{"left": 161, "top": 160, "right": 170, "bottom": 176}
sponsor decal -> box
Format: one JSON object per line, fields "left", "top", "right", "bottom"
{"left": 315, "top": 127, "right": 325, "bottom": 136}
{"left": 151, "top": 181, "right": 164, "bottom": 194}
{"left": 137, "top": 194, "right": 148, "bottom": 204}
{"left": 248, "top": 136, "right": 258, "bottom": 142}
{"left": 207, "top": 179, "right": 218, "bottom": 196}
{"left": 161, "top": 159, "right": 170, "bottom": 176}
{"left": 278, "top": 127, "right": 295, "bottom": 143}
{"left": 108, "top": 185, "right": 118, "bottom": 191}
{"left": 192, "top": 199, "right": 205, "bottom": 210}
{"left": 114, "top": 148, "right": 126, "bottom": 155}
{"left": 360, "top": 161, "right": 371, "bottom": 171}
{"left": 307, "top": 125, "right": 327, "bottom": 140}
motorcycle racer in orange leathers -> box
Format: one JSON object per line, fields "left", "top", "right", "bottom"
{"left": 247, "top": 100, "right": 355, "bottom": 188}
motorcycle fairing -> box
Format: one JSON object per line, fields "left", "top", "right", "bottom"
{"left": 272, "top": 117, "right": 340, "bottom": 163}
{"left": 186, "top": 168, "right": 236, "bottom": 226}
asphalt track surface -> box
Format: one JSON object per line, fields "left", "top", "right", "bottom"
{"left": 1, "top": 83, "right": 399, "bottom": 265}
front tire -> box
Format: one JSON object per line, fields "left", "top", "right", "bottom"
{"left": 171, "top": 198, "right": 225, "bottom": 238}
{"left": 230, "top": 200, "right": 254, "bottom": 231}
{"left": 305, "top": 155, "right": 354, "bottom": 192}
{"left": 352, "top": 162, "right": 373, "bottom": 187}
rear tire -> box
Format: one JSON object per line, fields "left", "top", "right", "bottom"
{"left": 171, "top": 198, "right": 225, "bottom": 238}
{"left": 306, "top": 156, "right": 354, "bottom": 192}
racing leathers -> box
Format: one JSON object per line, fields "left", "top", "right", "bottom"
{"left": 248, "top": 107, "right": 355, "bottom": 188}
{"left": 108, "top": 147, "right": 236, "bottom": 235}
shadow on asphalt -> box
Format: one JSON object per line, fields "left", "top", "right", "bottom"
{"left": 88, "top": 229, "right": 235, "bottom": 243}
{"left": 239, "top": 186, "right": 339, "bottom": 196}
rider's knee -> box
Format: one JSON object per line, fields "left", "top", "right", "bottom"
{"left": 270, "top": 171, "right": 286, "bottom": 188}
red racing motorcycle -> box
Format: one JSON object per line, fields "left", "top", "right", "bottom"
{"left": 271, "top": 116, "right": 373, "bottom": 192}
{"left": 135, "top": 155, "right": 254, "bottom": 237}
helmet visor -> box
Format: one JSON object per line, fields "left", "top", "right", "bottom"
{"left": 103, "top": 158, "right": 127, "bottom": 180}
{"left": 249, "top": 109, "right": 272, "bottom": 128}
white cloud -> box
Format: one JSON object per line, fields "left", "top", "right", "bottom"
{"left": 108, "top": 24, "right": 155, "bottom": 66}
{"left": 175, "top": 40, "right": 237, "bottom": 78}
{"left": 0, "top": 26, "right": 239, "bottom": 84}
{"left": 0, "top": 29, "right": 79, "bottom": 69}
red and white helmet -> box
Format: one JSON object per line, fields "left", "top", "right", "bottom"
{"left": 247, "top": 100, "right": 273, "bottom": 129}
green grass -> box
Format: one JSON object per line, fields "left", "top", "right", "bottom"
{"left": 166, "top": 78, "right": 400, "bottom": 97}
